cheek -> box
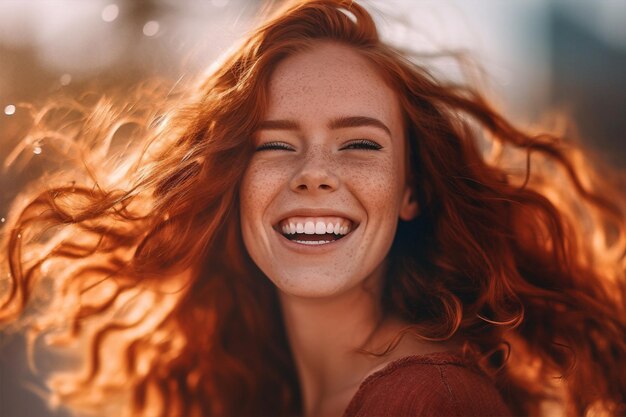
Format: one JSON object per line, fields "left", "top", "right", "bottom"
{"left": 239, "top": 161, "right": 287, "bottom": 223}
{"left": 239, "top": 154, "right": 403, "bottom": 221}
{"left": 350, "top": 156, "right": 403, "bottom": 215}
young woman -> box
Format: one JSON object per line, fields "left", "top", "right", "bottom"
{"left": 1, "top": 1, "right": 625, "bottom": 416}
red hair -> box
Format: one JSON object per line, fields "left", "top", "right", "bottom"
{"left": 1, "top": 1, "right": 625, "bottom": 416}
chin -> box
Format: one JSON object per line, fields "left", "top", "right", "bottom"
{"left": 270, "top": 273, "right": 354, "bottom": 299}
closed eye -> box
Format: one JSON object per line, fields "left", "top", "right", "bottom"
{"left": 255, "top": 141, "right": 295, "bottom": 151}
{"left": 343, "top": 139, "right": 383, "bottom": 150}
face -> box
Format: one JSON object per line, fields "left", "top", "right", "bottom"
{"left": 239, "top": 42, "right": 418, "bottom": 299}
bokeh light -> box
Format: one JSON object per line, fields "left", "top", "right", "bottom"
{"left": 101, "top": 4, "right": 119, "bottom": 23}
{"left": 142, "top": 20, "right": 159, "bottom": 37}
{"left": 60, "top": 73, "right": 72, "bottom": 86}
{"left": 4, "top": 104, "right": 16, "bottom": 116}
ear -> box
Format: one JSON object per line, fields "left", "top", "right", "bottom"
{"left": 399, "top": 184, "right": 419, "bottom": 221}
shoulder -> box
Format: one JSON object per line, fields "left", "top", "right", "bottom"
{"left": 343, "top": 352, "right": 512, "bottom": 417}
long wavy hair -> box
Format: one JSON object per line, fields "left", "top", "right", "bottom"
{"left": 1, "top": 1, "right": 625, "bottom": 416}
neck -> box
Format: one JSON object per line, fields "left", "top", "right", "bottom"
{"left": 278, "top": 263, "right": 391, "bottom": 417}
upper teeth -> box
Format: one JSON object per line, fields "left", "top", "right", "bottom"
{"left": 278, "top": 216, "right": 354, "bottom": 235}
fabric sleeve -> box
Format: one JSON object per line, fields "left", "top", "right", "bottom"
{"left": 343, "top": 362, "right": 513, "bottom": 417}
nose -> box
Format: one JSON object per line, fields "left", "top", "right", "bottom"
{"left": 289, "top": 147, "right": 339, "bottom": 194}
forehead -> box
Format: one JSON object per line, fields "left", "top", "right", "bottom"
{"left": 265, "top": 42, "right": 402, "bottom": 130}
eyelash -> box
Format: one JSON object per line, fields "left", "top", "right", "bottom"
{"left": 256, "top": 142, "right": 293, "bottom": 151}
{"left": 344, "top": 139, "right": 384, "bottom": 150}
{"left": 255, "top": 139, "right": 383, "bottom": 151}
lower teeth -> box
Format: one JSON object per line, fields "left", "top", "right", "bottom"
{"left": 293, "top": 240, "right": 332, "bottom": 245}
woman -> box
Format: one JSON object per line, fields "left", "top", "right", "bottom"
{"left": 1, "top": 0, "right": 625, "bottom": 416}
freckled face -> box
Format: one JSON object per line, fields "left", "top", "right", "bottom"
{"left": 239, "top": 42, "right": 417, "bottom": 299}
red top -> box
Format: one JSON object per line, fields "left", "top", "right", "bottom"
{"left": 343, "top": 351, "right": 512, "bottom": 417}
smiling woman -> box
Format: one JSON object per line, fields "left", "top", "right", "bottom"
{"left": 240, "top": 42, "right": 417, "bottom": 302}
{"left": 1, "top": 1, "right": 626, "bottom": 417}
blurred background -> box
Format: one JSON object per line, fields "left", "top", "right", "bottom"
{"left": 0, "top": 1, "right": 624, "bottom": 416}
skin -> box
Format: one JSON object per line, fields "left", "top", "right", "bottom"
{"left": 239, "top": 42, "right": 454, "bottom": 417}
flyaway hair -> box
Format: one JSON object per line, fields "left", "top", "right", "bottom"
{"left": 1, "top": 1, "right": 625, "bottom": 416}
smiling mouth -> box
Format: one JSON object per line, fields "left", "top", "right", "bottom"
{"left": 274, "top": 218, "right": 358, "bottom": 246}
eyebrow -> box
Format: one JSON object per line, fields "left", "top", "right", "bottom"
{"left": 256, "top": 115, "right": 392, "bottom": 137}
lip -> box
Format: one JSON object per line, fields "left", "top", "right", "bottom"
{"left": 273, "top": 222, "right": 361, "bottom": 255}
